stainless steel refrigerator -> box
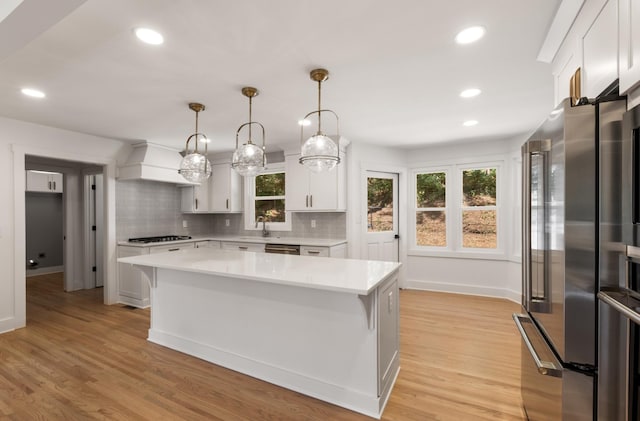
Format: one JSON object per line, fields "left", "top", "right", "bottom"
{"left": 514, "top": 96, "right": 626, "bottom": 420}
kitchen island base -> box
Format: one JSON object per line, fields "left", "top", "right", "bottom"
{"left": 140, "top": 266, "right": 399, "bottom": 419}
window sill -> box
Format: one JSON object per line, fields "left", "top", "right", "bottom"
{"left": 408, "top": 248, "right": 508, "bottom": 261}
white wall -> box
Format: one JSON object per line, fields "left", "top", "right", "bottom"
{"left": 0, "top": 116, "right": 129, "bottom": 333}
{"left": 404, "top": 137, "right": 523, "bottom": 303}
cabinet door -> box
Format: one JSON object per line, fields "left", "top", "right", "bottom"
{"left": 620, "top": 0, "right": 640, "bottom": 93}
{"left": 300, "top": 246, "right": 329, "bottom": 257}
{"left": 117, "top": 246, "right": 150, "bottom": 301}
{"left": 26, "top": 171, "right": 52, "bottom": 192}
{"left": 285, "top": 154, "right": 310, "bottom": 211}
{"left": 210, "top": 164, "right": 242, "bottom": 212}
{"left": 49, "top": 173, "right": 63, "bottom": 193}
{"left": 221, "top": 241, "right": 265, "bottom": 252}
{"left": 377, "top": 275, "right": 399, "bottom": 394}
{"left": 308, "top": 167, "right": 338, "bottom": 210}
{"left": 181, "top": 184, "right": 209, "bottom": 213}
{"left": 149, "top": 243, "right": 195, "bottom": 253}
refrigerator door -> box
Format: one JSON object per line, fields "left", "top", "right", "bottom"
{"left": 513, "top": 313, "right": 562, "bottom": 420}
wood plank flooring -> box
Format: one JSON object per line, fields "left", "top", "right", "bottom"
{"left": 0, "top": 273, "right": 525, "bottom": 420}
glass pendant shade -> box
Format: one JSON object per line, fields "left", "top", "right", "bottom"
{"left": 231, "top": 142, "right": 266, "bottom": 177}
{"left": 233, "top": 87, "right": 267, "bottom": 177}
{"left": 300, "top": 134, "right": 338, "bottom": 172}
{"left": 180, "top": 152, "right": 212, "bottom": 183}
{"left": 178, "top": 102, "right": 212, "bottom": 183}
{"left": 299, "top": 68, "right": 340, "bottom": 172}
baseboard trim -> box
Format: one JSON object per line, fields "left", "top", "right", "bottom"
{"left": 148, "top": 329, "right": 385, "bottom": 419}
{"left": 26, "top": 266, "right": 63, "bottom": 277}
{"left": 405, "top": 279, "right": 521, "bottom": 303}
{"left": 0, "top": 317, "right": 17, "bottom": 334}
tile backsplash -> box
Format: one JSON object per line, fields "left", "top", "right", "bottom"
{"left": 116, "top": 180, "right": 346, "bottom": 240}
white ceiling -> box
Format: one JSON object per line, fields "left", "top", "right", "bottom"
{"left": 0, "top": 0, "right": 561, "bottom": 153}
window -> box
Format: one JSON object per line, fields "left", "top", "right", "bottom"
{"left": 412, "top": 162, "right": 501, "bottom": 255}
{"left": 255, "top": 172, "right": 285, "bottom": 222}
{"left": 244, "top": 164, "right": 291, "bottom": 231}
{"left": 367, "top": 176, "right": 394, "bottom": 232}
{"left": 415, "top": 172, "right": 447, "bottom": 246}
{"left": 461, "top": 168, "right": 497, "bottom": 248}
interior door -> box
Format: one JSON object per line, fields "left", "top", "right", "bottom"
{"left": 365, "top": 171, "right": 399, "bottom": 262}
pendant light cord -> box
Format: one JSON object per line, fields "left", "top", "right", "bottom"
{"left": 248, "top": 96, "right": 253, "bottom": 142}
{"left": 317, "top": 80, "right": 322, "bottom": 135}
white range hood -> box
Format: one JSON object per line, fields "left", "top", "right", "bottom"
{"left": 117, "top": 142, "right": 196, "bottom": 185}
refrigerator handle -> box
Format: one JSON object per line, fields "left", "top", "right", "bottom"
{"left": 522, "top": 139, "right": 551, "bottom": 311}
{"left": 513, "top": 314, "right": 563, "bottom": 377}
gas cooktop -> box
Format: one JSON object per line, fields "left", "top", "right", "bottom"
{"left": 128, "top": 235, "right": 192, "bottom": 244}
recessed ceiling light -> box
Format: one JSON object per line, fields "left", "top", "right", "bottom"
{"left": 298, "top": 119, "right": 311, "bottom": 126}
{"left": 463, "top": 120, "right": 479, "bottom": 127}
{"left": 455, "top": 26, "right": 486, "bottom": 44}
{"left": 21, "top": 88, "right": 45, "bottom": 98}
{"left": 134, "top": 28, "right": 164, "bottom": 45}
{"left": 460, "top": 88, "right": 481, "bottom": 98}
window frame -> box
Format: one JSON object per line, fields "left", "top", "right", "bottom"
{"left": 244, "top": 163, "right": 292, "bottom": 232}
{"left": 410, "top": 160, "right": 505, "bottom": 259}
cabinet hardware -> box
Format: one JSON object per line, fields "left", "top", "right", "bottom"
{"left": 195, "top": 198, "right": 198, "bottom": 210}
{"left": 238, "top": 246, "right": 248, "bottom": 250}
{"left": 305, "top": 195, "right": 309, "bottom": 207}
{"left": 53, "top": 181, "right": 56, "bottom": 190}
{"left": 226, "top": 198, "right": 229, "bottom": 209}
{"left": 307, "top": 250, "right": 320, "bottom": 255}
{"left": 48, "top": 181, "right": 52, "bottom": 190}
{"left": 168, "top": 248, "right": 179, "bottom": 252}
{"left": 310, "top": 195, "right": 313, "bottom": 207}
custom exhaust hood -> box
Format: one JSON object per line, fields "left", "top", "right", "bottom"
{"left": 117, "top": 142, "right": 197, "bottom": 185}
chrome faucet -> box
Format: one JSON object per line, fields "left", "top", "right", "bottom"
{"left": 255, "top": 216, "right": 270, "bottom": 237}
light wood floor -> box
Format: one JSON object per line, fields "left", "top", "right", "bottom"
{"left": 0, "top": 273, "right": 525, "bottom": 420}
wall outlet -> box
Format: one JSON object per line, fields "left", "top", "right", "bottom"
{"left": 311, "top": 219, "right": 316, "bottom": 228}
{"left": 182, "top": 220, "right": 188, "bottom": 228}
{"left": 225, "top": 219, "right": 230, "bottom": 227}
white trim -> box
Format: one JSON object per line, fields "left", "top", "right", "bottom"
{"left": 26, "top": 266, "right": 64, "bottom": 277}
{"left": 404, "top": 279, "right": 520, "bottom": 303}
{"left": 537, "top": 0, "right": 585, "bottom": 63}
{"left": 244, "top": 164, "right": 292, "bottom": 232}
{"left": 11, "top": 143, "right": 118, "bottom": 332}
{"left": 359, "top": 163, "right": 408, "bottom": 288}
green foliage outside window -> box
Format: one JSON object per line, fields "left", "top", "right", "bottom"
{"left": 462, "top": 169, "right": 496, "bottom": 206}
{"left": 416, "top": 172, "right": 446, "bottom": 208}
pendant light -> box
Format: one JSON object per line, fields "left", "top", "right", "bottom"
{"left": 299, "top": 68, "right": 340, "bottom": 172}
{"left": 232, "top": 87, "right": 266, "bottom": 177}
{"left": 178, "top": 102, "right": 212, "bottom": 183}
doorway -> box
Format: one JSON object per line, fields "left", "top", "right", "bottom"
{"left": 365, "top": 171, "right": 399, "bottom": 262}
{"left": 25, "top": 156, "right": 106, "bottom": 293}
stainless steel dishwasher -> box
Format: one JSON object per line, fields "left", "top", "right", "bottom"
{"left": 264, "top": 244, "right": 300, "bottom": 255}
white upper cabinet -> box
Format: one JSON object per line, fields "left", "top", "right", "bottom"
{"left": 26, "top": 170, "right": 63, "bottom": 193}
{"left": 209, "top": 163, "right": 242, "bottom": 213}
{"left": 180, "top": 181, "right": 210, "bottom": 213}
{"left": 284, "top": 153, "right": 346, "bottom": 212}
{"left": 581, "top": 0, "right": 618, "bottom": 98}
{"left": 619, "top": 0, "right": 640, "bottom": 94}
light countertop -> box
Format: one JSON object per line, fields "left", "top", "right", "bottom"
{"left": 118, "top": 236, "right": 347, "bottom": 248}
{"left": 118, "top": 247, "right": 400, "bottom": 295}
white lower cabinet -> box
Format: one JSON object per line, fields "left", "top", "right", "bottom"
{"left": 117, "top": 246, "right": 151, "bottom": 308}
{"left": 118, "top": 243, "right": 195, "bottom": 308}
{"left": 300, "top": 244, "right": 346, "bottom": 258}
{"left": 221, "top": 241, "right": 265, "bottom": 252}
{"left": 377, "top": 273, "right": 399, "bottom": 393}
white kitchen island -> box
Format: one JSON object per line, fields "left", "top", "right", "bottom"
{"left": 118, "top": 247, "right": 401, "bottom": 419}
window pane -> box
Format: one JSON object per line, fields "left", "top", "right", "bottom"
{"left": 416, "top": 172, "right": 446, "bottom": 208}
{"left": 462, "top": 168, "right": 496, "bottom": 206}
{"left": 416, "top": 211, "right": 446, "bottom": 246}
{"left": 462, "top": 210, "right": 497, "bottom": 248}
{"left": 368, "top": 177, "right": 394, "bottom": 232}
{"left": 256, "top": 173, "right": 285, "bottom": 197}
{"left": 255, "top": 199, "right": 285, "bottom": 222}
